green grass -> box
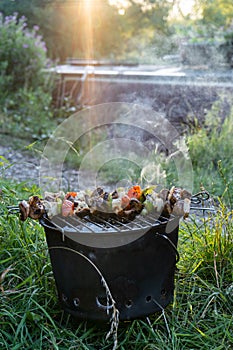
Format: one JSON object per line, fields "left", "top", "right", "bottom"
{"left": 0, "top": 179, "right": 232, "bottom": 350}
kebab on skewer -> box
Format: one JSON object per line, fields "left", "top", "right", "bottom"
{"left": 19, "top": 185, "right": 192, "bottom": 223}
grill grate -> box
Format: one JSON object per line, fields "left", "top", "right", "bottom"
{"left": 41, "top": 213, "right": 176, "bottom": 248}
{"left": 43, "top": 213, "right": 170, "bottom": 234}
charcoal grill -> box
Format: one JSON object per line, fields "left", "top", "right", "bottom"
{"left": 5, "top": 190, "right": 213, "bottom": 323}
{"left": 40, "top": 213, "right": 180, "bottom": 321}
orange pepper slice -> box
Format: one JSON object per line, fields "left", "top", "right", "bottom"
{"left": 127, "top": 185, "right": 142, "bottom": 200}
{"left": 65, "top": 192, "right": 77, "bottom": 199}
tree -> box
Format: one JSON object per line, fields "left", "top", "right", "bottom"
{"left": 0, "top": 0, "right": 174, "bottom": 61}
{"left": 195, "top": 0, "right": 233, "bottom": 27}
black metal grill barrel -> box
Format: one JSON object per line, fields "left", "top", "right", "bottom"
{"left": 40, "top": 215, "right": 179, "bottom": 321}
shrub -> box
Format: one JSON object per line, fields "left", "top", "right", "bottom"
{"left": 0, "top": 12, "right": 48, "bottom": 96}
{"left": 1, "top": 87, "right": 56, "bottom": 140}
{"left": 187, "top": 96, "right": 233, "bottom": 207}
{"left": 220, "top": 31, "right": 233, "bottom": 67}
{"left": 0, "top": 12, "right": 56, "bottom": 141}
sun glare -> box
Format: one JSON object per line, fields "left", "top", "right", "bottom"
{"left": 83, "top": 0, "right": 94, "bottom": 59}
{"left": 169, "top": 0, "right": 198, "bottom": 20}
{"left": 109, "top": 0, "right": 130, "bottom": 14}
{"left": 118, "top": 8, "right": 125, "bottom": 15}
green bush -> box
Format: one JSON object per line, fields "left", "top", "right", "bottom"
{"left": 0, "top": 12, "right": 57, "bottom": 141}
{"left": 187, "top": 97, "right": 233, "bottom": 207}
{"left": 0, "top": 12, "right": 49, "bottom": 96}
{"left": 220, "top": 31, "right": 233, "bottom": 67}
{"left": 1, "top": 87, "right": 56, "bottom": 140}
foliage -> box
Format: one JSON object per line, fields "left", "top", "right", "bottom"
{"left": 173, "top": 21, "right": 224, "bottom": 45}
{"left": 120, "top": 30, "right": 177, "bottom": 63}
{"left": 0, "top": 0, "right": 174, "bottom": 62}
{"left": 170, "top": 0, "right": 233, "bottom": 67}
{"left": 0, "top": 12, "right": 57, "bottom": 141}
{"left": 0, "top": 12, "right": 49, "bottom": 95}
{"left": 180, "top": 203, "right": 233, "bottom": 286}
{"left": 0, "top": 88, "right": 56, "bottom": 141}
{"left": 220, "top": 25, "right": 233, "bottom": 67}
{"left": 0, "top": 0, "right": 49, "bottom": 20}
{"left": 197, "top": 0, "right": 233, "bottom": 28}
{"left": 187, "top": 95, "right": 233, "bottom": 207}
{"left": 0, "top": 175, "right": 232, "bottom": 349}
{"left": 1, "top": 0, "right": 233, "bottom": 63}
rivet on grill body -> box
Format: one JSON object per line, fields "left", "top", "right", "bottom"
{"left": 61, "top": 293, "right": 68, "bottom": 305}
{"left": 96, "top": 296, "right": 113, "bottom": 310}
{"left": 146, "top": 295, "right": 152, "bottom": 303}
{"left": 73, "top": 297, "right": 80, "bottom": 308}
{"left": 61, "top": 228, "right": 65, "bottom": 242}
{"left": 125, "top": 300, "right": 133, "bottom": 308}
{"left": 88, "top": 251, "right": 96, "bottom": 261}
{"left": 161, "top": 289, "right": 167, "bottom": 296}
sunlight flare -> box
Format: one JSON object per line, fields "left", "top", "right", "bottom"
{"left": 83, "top": 0, "right": 94, "bottom": 59}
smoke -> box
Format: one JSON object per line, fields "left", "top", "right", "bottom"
{"left": 40, "top": 102, "right": 193, "bottom": 194}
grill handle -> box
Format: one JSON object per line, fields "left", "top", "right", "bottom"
{"left": 190, "top": 191, "right": 216, "bottom": 213}
{"left": 191, "top": 191, "right": 210, "bottom": 205}
{"left": 157, "top": 233, "right": 180, "bottom": 263}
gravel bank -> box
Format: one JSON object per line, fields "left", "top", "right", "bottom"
{"left": 0, "top": 145, "right": 80, "bottom": 191}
